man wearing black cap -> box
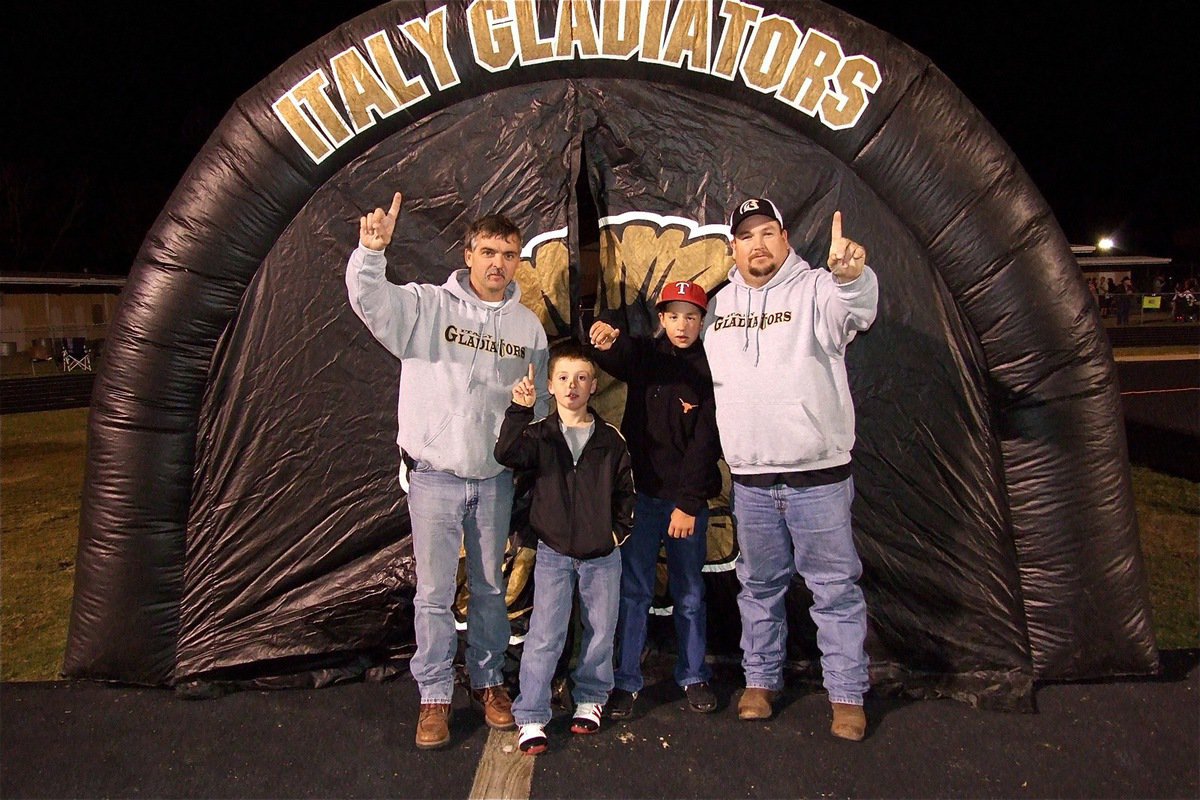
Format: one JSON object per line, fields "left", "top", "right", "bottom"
{"left": 587, "top": 281, "right": 723, "bottom": 717}
{"left": 703, "top": 197, "right": 878, "bottom": 741}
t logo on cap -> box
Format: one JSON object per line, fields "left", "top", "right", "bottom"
{"left": 656, "top": 280, "right": 708, "bottom": 313}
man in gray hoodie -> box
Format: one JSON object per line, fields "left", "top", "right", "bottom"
{"left": 347, "top": 192, "right": 549, "bottom": 750}
{"left": 703, "top": 197, "right": 878, "bottom": 741}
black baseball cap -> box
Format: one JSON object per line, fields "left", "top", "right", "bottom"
{"left": 729, "top": 197, "right": 784, "bottom": 235}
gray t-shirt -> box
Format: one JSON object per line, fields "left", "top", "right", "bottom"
{"left": 560, "top": 419, "right": 595, "bottom": 464}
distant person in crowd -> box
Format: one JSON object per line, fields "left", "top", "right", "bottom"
{"left": 703, "top": 197, "right": 877, "bottom": 741}
{"left": 347, "top": 191, "right": 549, "bottom": 750}
{"left": 1097, "top": 276, "right": 1110, "bottom": 317}
{"left": 1116, "top": 276, "right": 1134, "bottom": 325}
{"left": 586, "top": 281, "right": 724, "bottom": 719}
{"left": 1174, "top": 279, "right": 1199, "bottom": 322}
{"left": 495, "top": 343, "right": 635, "bottom": 754}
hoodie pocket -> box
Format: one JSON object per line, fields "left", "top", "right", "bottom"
{"left": 718, "top": 399, "right": 831, "bottom": 467}
{"left": 420, "top": 412, "right": 455, "bottom": 449}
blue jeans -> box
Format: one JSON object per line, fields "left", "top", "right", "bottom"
{"left": 731, "top": 477, "right": 869, "bottom": 705}
{"left": 406, "top": 466, "right": 513, "bottom": 704}
{"left": 615, "top": 494, "right": 712, "bottom": 691}
{"left": 513, "top": 542, "right": 621, "bottom": 725}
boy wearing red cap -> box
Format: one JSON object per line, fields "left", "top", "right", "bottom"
{"left": 587, "top": 281, "right": 723, "bottom": 717}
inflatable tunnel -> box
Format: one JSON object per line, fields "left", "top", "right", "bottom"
{"left": 64, "top": 0, "right": 1157, "bottom": 709}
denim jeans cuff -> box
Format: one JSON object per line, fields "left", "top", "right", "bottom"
{"left": 828, "top": 694, "right": 864, "bottom": 706}
{"left": 472, "top": 681, "right": 504, "bottom": 692}
{"left": 745, "top": 682, "right": 780, "bottom": 692}
{"left": 419, "top": 694, "right": 453, "bottom": 705}
{"left": 574, "top": 694, "right": 610, "bottom": 706}
{"left": 514, "top": 715, "right": 551, "bottom": 726}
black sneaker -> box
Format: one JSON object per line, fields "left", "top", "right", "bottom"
{"left": 607, "top": 688, "right": 637, "bottom": 719}
{"left": 685, "top": 681, "right": 717, "bottom": 713}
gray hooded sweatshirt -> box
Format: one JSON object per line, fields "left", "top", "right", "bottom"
{"left": 703, "top": 248, "right": 878, "bottom": 475}
{"left": 347, "top": 243, "right": 549, "bottom": 480}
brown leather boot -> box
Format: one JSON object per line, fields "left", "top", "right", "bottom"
{"left": 737, "top": 687, "right": 779, "bottom": 720}
{"left": 830, "top": 702, "right": 867, "bottom": 741}
{"left": 471, "top": 685, "right": 516, "bottom": 730}
{"left": 415, "top": 703, "right": 452, "bottom": 749}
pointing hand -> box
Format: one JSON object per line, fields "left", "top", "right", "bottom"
{"left": 827, "top": 211, "right": 866, "bottom": 284}
{"left": 512, "top": 362, "right": 537, "bottom": 407}
{"left": 359, "top": 192, "right": 403, "bottom": 251}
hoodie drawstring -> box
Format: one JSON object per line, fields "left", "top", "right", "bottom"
{"left": 740, "top": 284, "right": 766, "bottom": 367}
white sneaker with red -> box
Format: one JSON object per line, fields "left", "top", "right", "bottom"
{"left": 570, "top": 702, "right": 603, "bottom": 734}
{"left": 518, "top": 723, "right": 548, "bottom": 755}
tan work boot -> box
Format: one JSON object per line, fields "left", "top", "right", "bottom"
{"left": 415, "top": 703, "right": 452, "bottom": 749}
{"left": 737, "top": 687, "right": 779, "bottom": 720}
{"left": 830, "top": 702, "right": 867, "bottom": 741}
{"left": 471, "top": 685, "right": 516, "bottom": 730}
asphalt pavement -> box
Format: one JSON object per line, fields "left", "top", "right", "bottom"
{"left": 2, "top": 650, "right": 1196, "bottom": 799}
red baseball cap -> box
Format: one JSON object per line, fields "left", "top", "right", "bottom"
{"left": 656, "top": 281, "right": 708, "bottom": 313}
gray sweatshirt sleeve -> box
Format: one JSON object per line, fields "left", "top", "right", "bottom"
{"left": 345, "top": 243, "right": 424, "bottom": 359}
{"left": 815, "top": 266, "right": 879, "bottom": 355}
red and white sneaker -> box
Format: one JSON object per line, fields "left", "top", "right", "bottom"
{"left": 518, "top": 723, "right": 547, "bottom": 755}
{"left": 570, "top": 702, "right": 603, "bottom": 734}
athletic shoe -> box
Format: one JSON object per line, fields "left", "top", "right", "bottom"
{"left": 684, "top": 681, "right": 717, "bottom": 713}
{"left": 607, "top": 688, "right": 637, "bottom": 719}
{"left": 570, "top": 702, "right": 603, "bottom": 734}
{"left": 518, "top": 723, "right": 548, "bottom": 755}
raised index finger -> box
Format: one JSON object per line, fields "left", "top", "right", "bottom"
{"left": 831, "top": 210, "right": 843, "bottom": 241}
{"left": 388, "top": 192, "right": 403, "bottom": 218}
{"left": 527, "top": 363, "right": 535, "bottom": 382}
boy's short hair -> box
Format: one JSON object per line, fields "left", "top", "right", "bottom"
{"left": 465, "top": 214, "right": 522, "bottom": 250}
{"left": 548, "top": 340, "right": 596, "bottom": 376}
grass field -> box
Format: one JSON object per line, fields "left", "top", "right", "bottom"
{"left": 1, "top": 407, "right": 1196, "bottom": 682}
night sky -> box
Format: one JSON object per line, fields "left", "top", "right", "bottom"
{"left": 5, "top": 1, "right": 1194, "bottom": 275}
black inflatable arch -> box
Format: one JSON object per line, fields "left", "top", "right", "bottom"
{"left": 65, "top": 0, "right": 1156, "bottom": 705}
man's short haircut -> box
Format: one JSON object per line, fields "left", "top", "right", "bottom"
{"left": 548, "top": 339, "right": 596, "bottom": 376}
{"left": 465, "top": 214, "right": 522, "bottom": 251}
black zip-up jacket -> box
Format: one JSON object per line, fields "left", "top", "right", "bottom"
{"left": 494, "top": 404, "right": 635, "bottom": 560}
{"left": 585, "top": 326, "right": 722, "bottom": 516}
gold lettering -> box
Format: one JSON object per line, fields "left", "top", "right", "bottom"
{"left": 400, "top": 7, "right": 461, "bottom": 89}
{"left": 713, "top": 0, "right": 760, "bottom": 79}
{"left": 514, "top": 0, "right": 555, "bottom": 63}
{"left": 330, "top": 47, "right": 399, "bottom": 132}
{"left": 821, "top": 54, "right": 881, "bottom": 128}
{"left": 272, "top": 94, "right": 334, "bottom": 163}
{"left": 288, "top": 71, "right": 353, "bottom": 147}
{"left": 556, "top": 0, "right": 600, "bottom": 58}
{"left": 467, "top": 0, "right": 517, "bottom": 71}
{"left": 662, "top": 0, "right": 711, "bottom": 72}
{"left": 600, "top": 0, "right": 641, "bottom": 57}
{"left": 778, "top": 28, "right": 841, "bottom": 113}
{"left": 640, "top": 0, "right": 669, "bottom": 62}
{"left": 364, "top": 31, "right": 430, "bottom": 106}
{"left": 740, "top": 15, "right": 799, "bottom": 93}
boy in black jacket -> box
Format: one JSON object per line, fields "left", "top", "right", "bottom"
{"left": 587, "top": 281, "right": 723, "bottom": 717}
{"left": 495, "top": 342, "right": 635, "bottom": 754}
